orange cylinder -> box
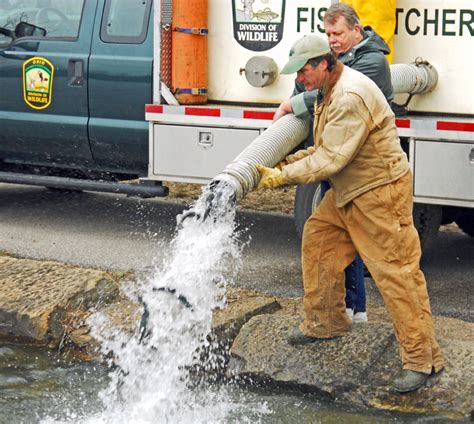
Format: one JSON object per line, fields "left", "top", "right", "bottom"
{"left": 172, "top": 0, "right": 208, "bottom": 105}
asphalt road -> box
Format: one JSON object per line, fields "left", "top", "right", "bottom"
{"left": 1, "top": 183, "right": 472, "bottom": 322}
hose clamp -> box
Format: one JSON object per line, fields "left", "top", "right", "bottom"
{"left": 174, "top": 27, "right": 209, "bottom": 35}
{"left": 175, "top": 88, "right": 208, "bottom": 95}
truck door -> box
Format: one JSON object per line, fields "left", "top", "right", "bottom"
{"left": 88, "top": 0, "right": 153, "bottom": 175}
{"left": 0, "top": 0, "right": 95, "bottom": 166}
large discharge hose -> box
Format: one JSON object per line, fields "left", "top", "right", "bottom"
{"left": 177, "top": 114, "right": 308, "bottom": 225}
{"left": 180, "top": 59, "right": 438, "bottom": 225}
{"left": 212, "top": 113, "right": 309, "bottom": 200}
{"left": 220, "top": 59, "right": 438, "bottom": 181}
{"left": 211, "top": 60, "right": 438, "bottom": 202}
{"left": 391, "top": 59, "right": 438, "bottom": 95}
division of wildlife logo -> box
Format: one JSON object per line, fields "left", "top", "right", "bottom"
{"left": 23, "top": 57, "right": 54, "bottom": 110}
{"left": 232, "top": 0, "right": 286, "bottom": 51}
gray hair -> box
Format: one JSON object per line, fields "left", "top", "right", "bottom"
{"left": 323, "top": 3, "right": 361, "bottom": 29}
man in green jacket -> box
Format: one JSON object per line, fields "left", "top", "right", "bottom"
{"left": 256, "top": 34, "right": 444, "bottom": 393}
{"left": 274, "top": 4, "right": 393, "bottom": 121}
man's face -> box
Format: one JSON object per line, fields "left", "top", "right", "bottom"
{"left": 296, "top": 61, "right": 327, "bottom": 91}
{"left": 324, "top": 16, "right": 361, "bottom": 56}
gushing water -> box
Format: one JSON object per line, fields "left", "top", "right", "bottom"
{"left": 52, "top": 182, "right": 264, "bottom": 423}
{"left": 7, "top": 183, "right": 434, "bottom": 424}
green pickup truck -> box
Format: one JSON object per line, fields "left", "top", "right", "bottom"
{"left": 0, "top": 0, "right": 165, "bottom": 196}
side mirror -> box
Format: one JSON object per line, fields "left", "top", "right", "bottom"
{"left": 15, "top": 21, "right": 46, "bottom": 38}
{"left": 0, "top": 27, "right": 15, "bottom": 40}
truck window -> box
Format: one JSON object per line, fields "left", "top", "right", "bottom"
{"left": 101, "top": 0, "right": 152, "bottom": 44}
{"left": 0, "top": 0, "right": 84, "bottom": 40}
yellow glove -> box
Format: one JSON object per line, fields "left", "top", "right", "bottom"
{"left": 256, "top": 164, "right": 285, "bottom": 190}
{"left": 274, "top": 159, "right": 288, "bottom": 171}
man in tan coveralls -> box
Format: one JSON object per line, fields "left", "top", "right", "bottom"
{"left": 255, "top": 35, "right": 444, "bottom": 393}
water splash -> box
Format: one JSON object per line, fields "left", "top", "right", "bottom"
{"left": 79, "top": 182, "right": 258, "bottom": 423}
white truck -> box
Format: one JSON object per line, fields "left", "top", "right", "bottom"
{"left": 145, "top": 0, "right": 474, "bottom": 255}
{"left": 0, "top": 0, "right": 472, "bottom": 256}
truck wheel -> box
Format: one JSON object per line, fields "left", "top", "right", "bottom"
{"left": 412, "top": 203, "right": 442, "bottom": 260}
{"left": 294, "top": 185, "right": 442, "bottom": 260}
{"left": 440, "top": 206, "right": 458, "bottom": 225}
{"left": 294, "top": 182, "right": 321, "bottom": 238}
{"left": 455, "top": 209, "right": 474, "bottom": 237}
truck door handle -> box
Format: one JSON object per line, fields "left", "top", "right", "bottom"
{"left": 68, "top": 59, "right": 84, "bottom": 87}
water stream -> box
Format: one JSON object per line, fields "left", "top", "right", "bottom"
{"left": 0, "top": 183, "right": 446, "bottom": 423}
{"left": 82, "top": 183, "right": 246, "bottom": 423}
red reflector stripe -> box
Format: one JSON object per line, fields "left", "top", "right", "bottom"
{"left": 437, "top": 121, "right": 474, "bottom": 132}
{"left": 185, "top": 107, "right": 220, "bottom": 117}
{"left": 145, "top": 104, "right": 163, "bottom": 113}
{"left": 243, "top": 110, "right": 274, "bottom": 120}
{"left": 395, "top": 119, "right": 410, "bottom": 128}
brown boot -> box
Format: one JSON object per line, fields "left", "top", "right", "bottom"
{"left": 287, "top": 327, "right": 336, "bottom": 346}
{"left": 392, "top": 369, "right": 430, "bottom": 393}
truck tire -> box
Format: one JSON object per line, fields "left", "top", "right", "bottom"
{"left": 294, "top": 182, "right": 321, "bottom": 238}
{"left": 455, "top": 209, "right": 474, "bottom": 237}
{"left": 412, "top": 203, "right": 442, "bottom": 260}
{"left": 294, "top": 184, "right": 442, "bottom": 259}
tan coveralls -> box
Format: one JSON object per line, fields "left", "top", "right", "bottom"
{"left": 281, "top": 62, "right": 444, "bottom": 373}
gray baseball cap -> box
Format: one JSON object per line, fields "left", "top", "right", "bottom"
{"left": 280, "top": 35, "right": 331, "bottom": 74}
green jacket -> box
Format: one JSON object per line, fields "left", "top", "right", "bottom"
{"left": 290, "top": 27, "right": 393, "bottom": 118}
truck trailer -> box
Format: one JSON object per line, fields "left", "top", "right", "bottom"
{"left": 0, "top": 0, "right": 473, "bottom": 256}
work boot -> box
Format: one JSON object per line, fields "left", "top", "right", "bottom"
{"left": 391, "top": 369, "right": 430, "bottom": 393}
{"left": 287, "top": 327, "right": 333, "bottom": 345}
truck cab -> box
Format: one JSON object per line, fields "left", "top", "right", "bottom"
{"left": 0, "top": 0, "right": 153, "bottom": 179}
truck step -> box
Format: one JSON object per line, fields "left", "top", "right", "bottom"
{"left": 0, "top": 171, "right": 168, "bottom": 198}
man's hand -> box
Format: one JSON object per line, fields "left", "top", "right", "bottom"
{"left": 256, "top": 164, "right": 285, "bottom": 190}
{"left": 273, "top": 100, "right": 293, "bottom": 122}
